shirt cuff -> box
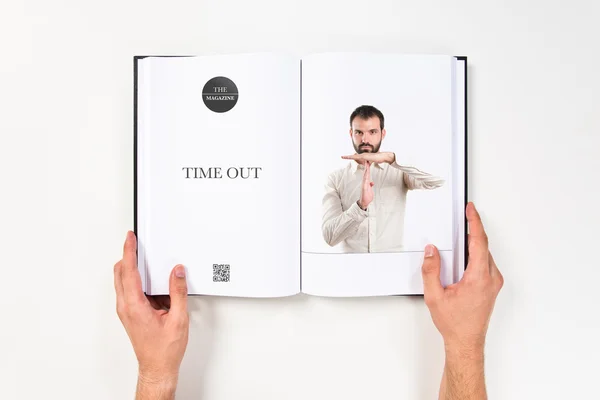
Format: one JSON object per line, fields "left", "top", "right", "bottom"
{"left": 348, "top": 201, "right": 368, "bottom": 222}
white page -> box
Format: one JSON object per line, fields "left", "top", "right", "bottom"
{"left": 453, "top": 57, "right": 467, "bottom": 283}
{"left": 300, "top": 53, "right": 456, "bottom": 296}
{"left": 137, "top": 54, "right": 300, "bottom": 297}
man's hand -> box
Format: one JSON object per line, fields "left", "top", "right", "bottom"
{"left": 342, "top": 151, "right": 395, "bottom": 165}
{"left": 358, "top": 161, "right": 374, "bottom": 209}
{"left": 114, "top": 231, "right": 189, "bottom": 399}
{"left": 421, "top": 202, "right": 503, "bottom": 400}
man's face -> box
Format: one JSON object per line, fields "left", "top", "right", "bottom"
{"left": 350, "top": 116, "right": 385, "bottom": 154}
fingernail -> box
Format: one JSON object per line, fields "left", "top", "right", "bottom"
{"left": 126, "top": 231, "right": 134, "bottom": 241}
{"left": 424, "top": 244, "right": 434, "bottom": 257}
{"left": 175, "top": 265, "right": 186, "bottom": 278}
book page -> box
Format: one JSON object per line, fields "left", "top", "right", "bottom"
{"left": 137, "top": 54, "right": 300, "bottom": 297}
{"left": 300, "top": 53, "right": 458, "bottom": 296}
{"left": 453, "top": 57, "right": 467, "bottom": 283}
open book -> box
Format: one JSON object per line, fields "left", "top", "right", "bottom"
{"left": 134, "top": 52, "right": 467, "bottom": 297}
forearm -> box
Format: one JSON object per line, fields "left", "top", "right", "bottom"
{"left": 322, "top": 202, "right": 366, "bottom": 246}
{"left": 136, "top": 372, "right": 178, "bottom": 400}
{"left": 440, "top": 345, "right": 486, "bottom": 400}
{"left": 391, "top": 162, "right": 445, "bottom": 189}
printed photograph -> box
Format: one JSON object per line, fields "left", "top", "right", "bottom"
{"left": 301, "top": 54, "right": 454, "bottom": 254}
{"left": 320, "top": 104, "right": 445, "bottom": 253}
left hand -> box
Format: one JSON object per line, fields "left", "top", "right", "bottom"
{"left": 114, "top": 231, "right": 190, "bottom": 388}
{"left": 341, "top": 151, "right": 395, "bottom": 164}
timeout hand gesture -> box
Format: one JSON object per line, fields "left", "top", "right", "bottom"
{"left": 342, "top": 151, "right": 395, "bottom": 165}
{"left": 358, "top": 161, "right": 374, "bottom": 210}
{"left": 342, "top": 151, "right": 397, "bottom": 210}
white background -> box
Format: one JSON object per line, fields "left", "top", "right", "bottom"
{"left": 1, "top": 1, "right": 599, "bottom": 399}
{"left": 301, "top": 53, "right": 453, "bottom": 254}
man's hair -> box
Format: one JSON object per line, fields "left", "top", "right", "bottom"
{"left": 349, "top": 105, "right": 385, "bottom": 130}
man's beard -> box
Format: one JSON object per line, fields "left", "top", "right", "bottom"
{"left": 354, "top": 142, "right": 381, "bottom": 154}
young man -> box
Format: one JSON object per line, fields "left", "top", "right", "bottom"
{"left": 322, "top": 105, "right": 445, "bottom": 253}
{"left": 114, "top": 202, "right": 503, "bottom": 400}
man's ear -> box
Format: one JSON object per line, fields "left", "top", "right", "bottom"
{"left": 349, "top": 128, "right": 353, "bottom": 138}
{"left": 381, "top": 128, "right": 386, "bottom": 140}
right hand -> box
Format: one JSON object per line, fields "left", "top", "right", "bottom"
{"left": 421, "top": 202, "right": 503, "bottom": 354}
{"left": 358, "top": 161, "right": 374, "bottom": 209}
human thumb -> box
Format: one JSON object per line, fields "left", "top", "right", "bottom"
{"left": 169, "top": 264, "right": 188, "bottom": 316}
{"left": 421, "top": 244, "right": 443, "bottom": 302}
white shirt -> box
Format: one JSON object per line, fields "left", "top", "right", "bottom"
{"left": 321, "top": 160, "right": 445, "bottom": 253}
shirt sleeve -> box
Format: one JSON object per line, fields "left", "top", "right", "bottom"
{"left": 321, "top": 173, "right": 368, "bottom": 247}
{"left": 389, "top": 161, "right": 445, "bottom": 190}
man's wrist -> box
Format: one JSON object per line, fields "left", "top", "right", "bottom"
{"left": 357, "top": 200, "right": 367, "bottom": 211}
{"left": 443, "top": 340, "right": 486, "bottom": 399}
{"left": 385, "top": 152, "right": 396, "bottom": 164}
{"left": 136, "top": 368, "right": 178, "bottom": 400}
{"left": 444, "top": 339, "right": 485, "bottom": 364}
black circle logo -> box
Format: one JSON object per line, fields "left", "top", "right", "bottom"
{"left": 202, "top": 76, "right": 238, "bottom": 113}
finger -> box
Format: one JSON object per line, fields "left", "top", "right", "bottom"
{"left": 465, "top": 202, "right": 490, "bottom": 276}
{"left": 362, "top": 162, "right": 371, "bottom": 184}
{"left": 169, "top": 265, "right": 188, "bottom": 319}
{"left": 341, "top": 154, "right": 358, "bottom": 160}
{"left": 366, "top": 163, "right": 373, "bottom": 187}
{"left": 421, "top": 244, "right": 444, "bottom": 304}
{"left": 114, "top": 261, "right": 124, "bottom": 298}
{"left": 114, "top": 261, "right": 124, "bottom": 312}
{"left": 121, "top": 231, "right": 146, "bottom": 304}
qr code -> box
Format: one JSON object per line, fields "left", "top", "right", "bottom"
{"left": 213, "top": 264, "right": 230, "bottom": 282}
